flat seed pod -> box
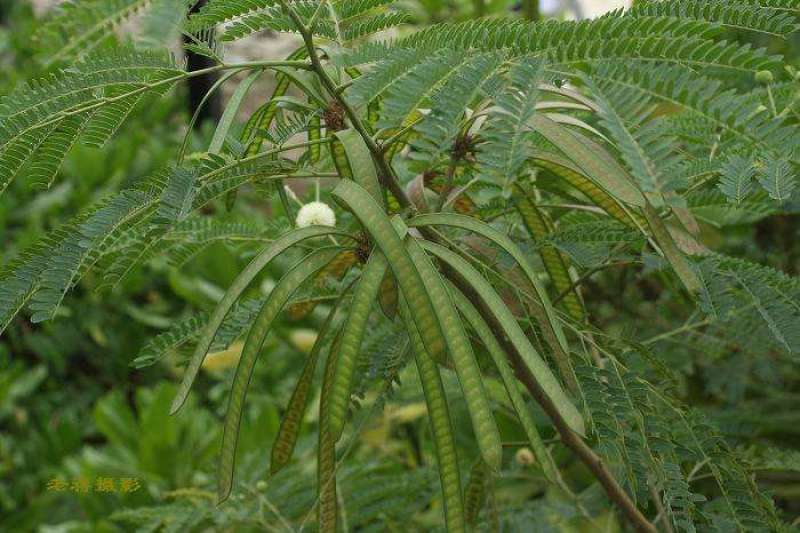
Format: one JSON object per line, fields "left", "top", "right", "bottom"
{"left": 244, "top": 75, "right": 291, "bottom": 156}
{"left": 331, "top": 179, "right": 447, "bottom": 362}
{"left": 318, "top": 427, "right": 337, "bottom": 532}
{"left": 464, "top": 459, "right": 489, "bottom": 526}
{"left": 271, "top": 296, "right": 344, "bottom": 474}
{"left": 514, "top": 183, "right": 584, "bottom": 322}
{"left": 318, "top": 330, "right": 344, "bottom": 533}
{"left": 535, "top": 121, "right": 699, "bottom": 293}
{"left": 327, "top": 250, "right": 388, "bottom": 441}
{"left": 242, "top": 47, "right": 307, "bottom": 155}
{"left": 404, "top": 236, "right": 502, "bottom": 471}
{"left": 210, "top": 69, "right": 262, "bottom": 154}
{"left": 218, "top": 246, "right": 344, "bottom": 503}
{"left": 171, "top": 225, "right": 353, "bottom": 415}
{"left": 530, "top": 114, "right": 645, "bottom": 208}
{"left": 407, "top": 213, "right": 571, "bottom": 364}
{"left": 378, "top": 269, "right": 398, "bottom": 319}
{"left": 421, "top": 240, "right": 585, "bottom": 437}
{"left": 331, "top": 129, "right": 385, "bottom": 207}
{"left": 330, "top": 133, "right": 351, "bottom": 176}
{"left": 309, "top": 113, "right": 322, "bottom": 163}
{"left": 212, "top": 71, "right": 263, "bottom": 214}
{"left": 400, "top": 300, "right": 465, "bottom": 533}
{"left": 533, "top": 151, "right": 642, "bottom": 228}
{"left": 449, "top": 285, "right": 561, "bottom": 482}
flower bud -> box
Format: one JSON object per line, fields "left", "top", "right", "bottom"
{"left": 515, "top": 447, "right": 536, "bottom": 466}
{"left": 755, "top": 70, "right": 774, "bottom": 85}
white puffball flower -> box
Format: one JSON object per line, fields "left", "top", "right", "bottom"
{"left": 296, "top": 201, "right": 336, "bottom": 228}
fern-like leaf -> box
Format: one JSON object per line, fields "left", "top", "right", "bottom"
{"left": 628, "top": 0, "right": 800, "bottom": 38}
{"left": 717, "top": 154, "right": 756, "bottom": 204}
{"left": 756, "top": 157, "right": 797, "bottom": 202}
{"left": 0, "top": 47, "right": 182, "bottom": 195}
{"left": 478, "top": 57, "right": 543, "bottom": 186}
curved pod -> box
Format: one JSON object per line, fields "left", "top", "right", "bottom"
{"left": 171, "top": 225, "right": 352, "bottom": 415}
{"left": 331, "top": 179, "right": 446, "bottom": 362}
{"left": 327, "top": 250, "right": 388, "bottom": 440}
{"left": 421, "top": 240, "right": 584, "bottom": 436}
{"left": 400, "top": 300, "right": 465, "bottom": 533}
{"left": 404, "top": 235, "right": 502, "bottom": 471}
{"left": 218, "top": 246, "right": 344, "bottom": 503}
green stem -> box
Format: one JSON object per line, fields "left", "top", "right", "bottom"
{"left": 276, "top": 0, "right": 413, "bottom": 210}
{"left": 641, "top": 317, "right": 715, "bottom": 346}
{"left": 178, "top": 68, "right": 243, "bottom": 163}
{"left": 376, "top": 118, "right": 422, "bottom": 153}
{"left": 203, "top": 138, "right": 333, "bottom": 182}
{"left": 552, "top": 253, "right": 635, "bottom": 305}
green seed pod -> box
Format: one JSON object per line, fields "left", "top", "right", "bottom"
{"left": 400, "top": 300, "right": 465, "bottom": 533}
{"left": 243, "top": 75, "right": 291, "bottom": 156}
{"left": 271, "top": 297, "right": 344, "bottom": 474}
{"left": 241, "top": 47, "right": 308, "bottom": 155}
{"left": 514, "top": 182, "right": 584, "bottom": 322}
{"left": 531, "top": 114, "right": 646, "bottom": 208}
{"left": 378, "top": 270, "right": 398, "bottom": 319}
{"left": 217, "top": 247, "right": 344, "bottom": 504}
{"left": 421, "top": 240, "right": 584, "bottom": 438}
{"left": 408, "top": 213, "right": 580, "bottom": 397}
{"left": 464, "top": 459, "right": 489, "bottom": 526}
{"left": 318, "top": 330, "right": 344, "bottom": 533}
{"left": 331, "top": 129, "right": 385, "bottom": 207}
{"left": 327, "top": 250, "right": 388, "bottom": 441}
{"left": 404, "top": 236, "right": 502, "bottom": 471}
{"left": 447, "top": 282, "right": 562, "bottom": 483}
{"left": 309, "top": 114, "right": 322, "bottom": 163}
{"left": 331, "top": 180, "right": 447, "bottom": 362}
{"left": 535, "top": 153, "right": 641, "bottom": 227}
{"left": 172, "top": 226, "right": 352, "bottom": 416}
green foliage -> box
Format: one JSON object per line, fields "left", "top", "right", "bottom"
{"left": 0, "top": 46, "right": 182, "bottom": 195}
{"left": 33, "top": 0, "right": 190, "bottom": 66}
{"left": 3, "top": 1, "right": 800, "bottom": 531}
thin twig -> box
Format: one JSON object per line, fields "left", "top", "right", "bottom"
{"left": 376, "top": 118, "right": 423, "bottom": 153}
{"left": 16, "top": 60, "right": 312, "bottom": 136}
{"left": 434, "top": 157, "right": 458, "bottom": 212}
{"left": 552, "top": 259, "right": 636, "bottom": 305}
{"left": 275, "top": 0, "right": 414, "bottom": 210}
